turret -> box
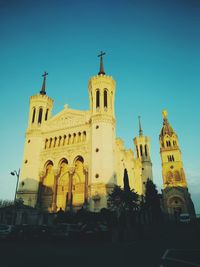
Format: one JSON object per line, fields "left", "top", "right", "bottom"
{"left": 159, "top": 109, "right": 195, "bottom": 218}
{"left": 133, "top": 116, "right": 153, "bottom": 195}
{"left": 88, "top": 51, "right": 115, "bottom": 118}
{"left": 88, "top": 52, "right": 116, "bottom": 211}
{"left": 159, "top": 109, "right": 187, "bottom": 188}
{"left": 17, "top": 72, "right": 53, "bottom": 207}
{"left": 28, "top": 72, "right": 53, "bottom": 129}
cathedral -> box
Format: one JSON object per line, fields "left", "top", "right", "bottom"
{"left": 17, "top": 53, "right": 153, "bottom": 212}
{"left": 17, "top": 52, "right": 195, "bottom": 218}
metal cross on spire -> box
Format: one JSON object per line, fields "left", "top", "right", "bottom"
{"left": 138, "top": 115, "right": 143, "bottom": 136}
{"left": 98, "top": 51, "right": 106, "bottom": 75}
{"left": 40, "top": 71, "right": 48, "bottom": 95}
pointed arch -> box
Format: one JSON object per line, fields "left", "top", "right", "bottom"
{"left": 40, "top": 160, "right": 54, "bottom": 211}
{"left": 73, "top": 155, "right": 84, "bottom": 164}
{"left": 56, "top": 158, "right": 69, "bottom": 211}
{"left": 174, "top": 171, "right": 181, "bottom": 182}
{"left": 166, "top": 171, "right": 173, "bottom": 184}
{"left": 42, "top": 160, "right": 54, "bottom": 186}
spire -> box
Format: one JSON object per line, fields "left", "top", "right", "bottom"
{"left": 98, "top": 51, "right": 106, "bottom": 75}
{"left": 162, "top": 109, "right": 168, "bottom": 122}
{"left": 160, "top": 109, "right": 175, "bottom": 137}
{"left": 40, "top": 71, "right": 48, "bottom": 95}
{"left": 138, "top": 115, "right": 143, "bottom": 136}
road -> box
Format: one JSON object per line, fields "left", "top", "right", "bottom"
{"left": 0, "top": 223, "right": 199, "bottom": 267}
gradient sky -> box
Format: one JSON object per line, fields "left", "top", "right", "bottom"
{"left": 0, "top": 0, "right": 199, "bottom": 212}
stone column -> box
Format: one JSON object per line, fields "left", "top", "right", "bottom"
{"left": 67, "top": 167, "right": 75, "bottom": 211}
{"left": 36, "top": 170, "right": 46, "bottom": 208}
{"left": 52, "top": 169, "right": 60, "bottom": 212}
{"left": 84, "top": 167, "right": 88, "bottom": 206}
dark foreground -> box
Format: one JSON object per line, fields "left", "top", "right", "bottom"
{"left": 0, "top": 223, "right": 200, "bottom": 267}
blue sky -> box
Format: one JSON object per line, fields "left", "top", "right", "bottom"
{"left": 0, "top": 0, "right": 199, "bottom": 212}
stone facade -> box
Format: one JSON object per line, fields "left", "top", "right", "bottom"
{"left": 17, "top": 58, "right": 153, "bottom": 212}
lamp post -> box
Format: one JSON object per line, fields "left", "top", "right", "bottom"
{"left": 10, "top": 169, "right": 20, "bottom": 203}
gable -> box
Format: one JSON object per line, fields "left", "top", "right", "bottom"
{"left": 43, "top": 107, "right": 90, "bottom": 132}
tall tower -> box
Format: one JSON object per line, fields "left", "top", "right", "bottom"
{"left": 133, "top": 116, "right": 153, "bottom": 195}
{"left": 17, "top": 72, "right": 54, "bottom": 207}
{"left": 88, "top": 52, "right": 116, "bottom": 211}
{"left": 159, "top": 110, "right": 195, "bottom": 218}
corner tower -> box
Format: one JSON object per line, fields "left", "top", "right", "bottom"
{"left": 159, "top": 110, "right": 195, "bottom": 218}
{"left": 133, "top": 116, "right": 153, "bottom": 195}
{"left": 88, "top": 52, "right": 116, "bottom": 211}
{"left": 17, "top": 72, "right": 54, "bottom": 207}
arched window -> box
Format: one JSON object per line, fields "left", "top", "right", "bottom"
{"left": 169, "top": 141, "right": 171, "bottom": 147}
{"left": 44, "top": 139, "right": 48, "bottom": 149}
{"left": 32, "top": 108, "right": 36, "bottom": 123}
{"left": 172, "top": 155, "right": 174, "bottom": 162}
{"left": 63, "top": 135, "right": 66, "bottom": 146}
{"left": 45, "top": 109, "right": 49, "bottom": 121}
{"left": 53, "top": 137, "right": 57, "bottom": 147}
{"left": 174, "top": 171, "right": 181, "bottom": 182}
{"left": 173, "top": 140, "right": 176, "bottom": 146}
{"left": 83, "top": 131, "right": 86, "bottom": 142}
{"left": 104, "top": 89, "right": 108, "bottom": 108}
{"left": 96, "top": 90, "right": 100, "bottom": 109}
{"left": 136, "top": 146, "right": 139, "bottom": 158}
{"left": 145, "top": 144, "right": 148, "bottom": 157}
{"left": 78, "top": 132, "right": 81, "bottom": 142}
{"left": 73, "top": 133, "right": 76, "bottom": 144}
{"left": 166, "top": 171, "right": 173, "bottom": 184}
{"left": 68, "top": 134, "right": 72, "bottom": 144}
{"left": 49, "top": 138, "right": 52, "bottom": 148}
{"left": 140, "top": 145, "right": 143, "bottom": 157}
{"left": 58, "top": 136, "right": 62, "bottom": 147}
{"left": 38, "top": 108, "right": 43, "bottom": 124}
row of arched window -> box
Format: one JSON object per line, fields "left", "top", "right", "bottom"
{"left": 32, "top": 107, "right": 49, "bottom": 124}
{"left": 44, "top": 131, "right": 87, "bottom": 149}
{"left": 96, "top": 89, "right": 108, "bottom": 109}
{"left": 165, "top": 140, "right": 177, "bottom": 148}
{"left": 168, "top": 155, "right": 175, "bottom": 162}
{"left": 136, "top": 144, "right": 148, "bottom": 158}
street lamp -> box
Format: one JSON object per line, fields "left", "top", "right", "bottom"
{"left": 10, "top": 169, "right": 20, "bottom": 203}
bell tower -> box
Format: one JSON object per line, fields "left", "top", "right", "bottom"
{"left": 159, "top": 110, "right": 195, "bottom": 219}
{"left": 89, "top": 51, "right": 115, "bottom": 118}
{"left": 88, "top": 52, "right": 116, "bottom": 211}
{"left": 133, "top": 116, "right": 153, "bottom": 195}
{"left": 17, "top": 72, "right": 54, "bottom": 207}
{"left": 28, "top": 72, "right": 53, "bottom": 129}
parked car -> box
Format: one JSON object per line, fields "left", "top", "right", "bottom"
{"left": 50, "top": 223, "right": 81, "bottom": 241}
{"left": 80, "top": 222, "right": 109, "bottom": 241}
{"left": 0, "top": 224, "right": 14, "bottom": 240}
{"left": 12, "top": 224, "right": 50, "bottom": 240}
{"left": 180, "top": 213, "right": 190, "bottom": 223}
